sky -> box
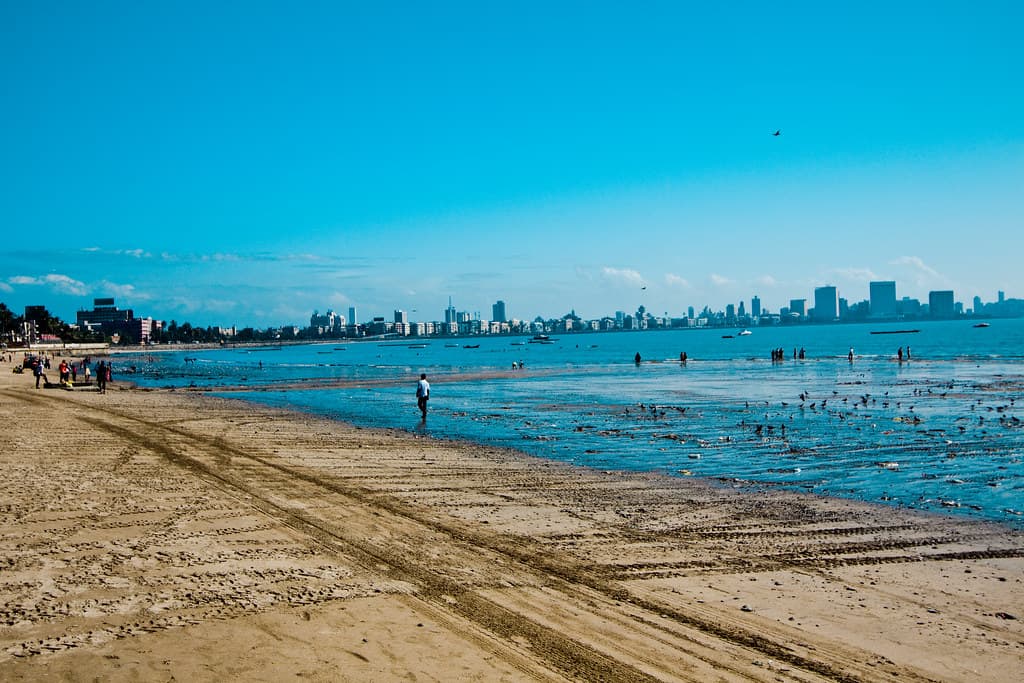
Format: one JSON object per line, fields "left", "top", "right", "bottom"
{"left": 2, "top": 1, "right": 1022, "bottom": 327}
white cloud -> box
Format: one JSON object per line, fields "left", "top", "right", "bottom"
{"left": 664, "top": 273, "right": 691, "bottom": 288}
{"left": 830, "top": 267, "right": 879, "bottom": 282}
{"left": 601, "top": 266, "right": 644, "bottom": 287}
{"left": 8, "top": 274, "right": 88, "bottom": 296}
{"left": 753, "top": 274, "right": 778, "bottom": 287}
{"left": 0, "top": 282, "right": 12, "bottom": 292}
{"left": 890, "top": 255, "right": 939, "bottom": 278}
{"left": 709, "top": 273, "right": 733, "bottom": 286}
{"left": 98, "top": 280, "right": 151, "bottom": 301}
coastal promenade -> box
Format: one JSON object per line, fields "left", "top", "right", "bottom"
{"left": 1, "top": 354, "right": 1022, "bottom": 681}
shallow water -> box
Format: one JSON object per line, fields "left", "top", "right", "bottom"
{"left": 122, "top": 319, "right": 1024, "bottom": 527}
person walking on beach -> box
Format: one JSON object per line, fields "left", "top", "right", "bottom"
{"left": 416, "top": 373, "right": 430, "bottom": 420}
{"left": 33, "top": 358, "right": 46, "bottom": 389}
{"left": 96, "top": 361, "right": 107, "bottom": 393}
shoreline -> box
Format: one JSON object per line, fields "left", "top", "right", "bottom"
{"left": 2, "top": 355, "right": 1023, "bottom": 681}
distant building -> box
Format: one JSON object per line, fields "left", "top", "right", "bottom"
{"left": 687, "top": 306, "right": 695, "bottom": 320}
{"left": 445, "top": 297, "right": 457, "bottom": 325}
{"left": 76, "top": 298, "right": 134, "bottom": 336}
{"left": 869, "top": 281, "right": 897, "bottom": 318}
{"left": 131, "top": 317, "right": 160, "bottom": 344}
{"left": 348, "top": 306, "right": 358, "bottom": 325}
{"left": 492, "top": 300, "right": 506, "bottom": 323}
{"left": 310, "top": 309, "right": 345, "bottom": 335}
{"left": 973, "top": 296, "right": 983, "bottom": 315}
{"left": 394, "top": 309, "right": 408, "bottom": 325}
{"left": 929, "top": 290, "right": 956, "bottom": 319}
{"left": 751, "top": 296, "right": 761, "bottom": 319}
{"left": 899, "top": 297, "right": 922, "bottom": 317}
{"left": 789, "top": 299, "right": 807, "bottom": 319}
{"left": 813, "top": 286, "right": 839, "bottom": 322}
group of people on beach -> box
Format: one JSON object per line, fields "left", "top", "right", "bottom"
{"left": 897, "top": 346, "right": 911, "bottom": 362}
{"left": 771, "top": 347, "right": 806, "bottom": 362}
{"left": 15, "top": 352, "right": 110, "bottom": 392}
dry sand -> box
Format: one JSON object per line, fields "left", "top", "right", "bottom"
{"left": 1, "top": 353, "right": 1022, "bottom": 682}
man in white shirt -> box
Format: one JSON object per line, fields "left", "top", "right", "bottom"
{"left": 416, "top": 373, "right": 430, "bottom": 420}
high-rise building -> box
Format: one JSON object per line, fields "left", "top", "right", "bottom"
{"left": 789, "top": 299, "right": 807, "bottom": 318}
{"left": 869, "top": 281, "right": 897, "bottom": 318}
{"left": 492, "top": 300, "right": 506, "bottom": 323}
{"left": 751, "top": 296, "right": 761, "bottom": 319}
{"left": 75, "top": 298, "right": 134, "bottom": 334}
{"left": 687, "top": 306, "right": 695, "bottom": 319}
{"left": 929, "top": 290, "right": 956, "bottom": 319}
{"left": 737, "top": 300, "right": 746, "bottom": 317}
{"left": 348, "top": 306, "right": 357, "bottom": 325}
{"left": 813, "top": 286, "right": 839, "bottom": 322}
{"left": 394, "top": 310, "right": 408, "bottom": 325}
{"left": 973, "top": 296, "right": 983, "bottom": 314}
{"left": 445, "top": 297, "right": 457, "bottom": 325}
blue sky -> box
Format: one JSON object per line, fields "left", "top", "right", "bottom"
{"left": 2, "top": 1, "right": 1022, "bottom": 327}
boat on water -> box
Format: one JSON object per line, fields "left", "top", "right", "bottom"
{"left": 738, "top": 330, "right": 752, "bottom": 336}
{"left": 974, "top": 322, "right": 991, "bottom": 328}
{"left": 463, "top": 344, "right": 480, "bottom": 349}
{"left": 408, "top": 344, "right": 428, "bottom": 349}
{"left": 721, "top": 335, "right": 734, "bottom": 339}
{"left": 870, "top": 329, "right": 920, "bottom": 335}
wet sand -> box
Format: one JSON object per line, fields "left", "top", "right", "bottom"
{"left": 1, "top": 355, "right": 1022, "bottom": 681}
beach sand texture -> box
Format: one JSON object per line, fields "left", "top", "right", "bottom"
{"left": 1, "top": 358, "right": 1022, "bottom": 681}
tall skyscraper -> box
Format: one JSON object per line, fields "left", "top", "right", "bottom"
{"left": 751, "top": 296, "right": 761, "bottom": 319}
{"left": 929, "top": 290, "right": 955, "bottom": 318}
{"left": 687, "top": 306, "right": 695, "bottom": 319}
{"left": 869, "top": 281, "right": 897, "bottom": 318}
{"left": 445, "top": 297, "right": 457, "bottom": 325}
{"left": 348, "top": 306, "right": 357, "bottom": 325}
{"left": 789, "top": 299, "right": 807, "bottom": 318}
{"left": 813, "top": 286, "right": 839, "bottom": 322}
{"left": 394, "top": 310, "right": 408, "bottom": 324}
{"left": 492, "top": 300, "right": 507, "bottom": 323}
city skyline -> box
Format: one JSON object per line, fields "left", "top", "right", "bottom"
{"left": 9, "top": 280, "right": 1020, "bottom": 341}
{"left": 2, "top": 3, "right": 1022, "bottom": 327}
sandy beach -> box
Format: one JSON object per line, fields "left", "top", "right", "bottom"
{"left": 1, "top": 353, "right": 1022, "bottom": 682}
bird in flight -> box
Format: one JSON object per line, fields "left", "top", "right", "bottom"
{"left": 772, "top": 130, "right": 781, "bottom": 136}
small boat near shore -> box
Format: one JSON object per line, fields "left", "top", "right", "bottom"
{"left": 974, "top": 322, "right": 991, "bottom": 328}
{"left": 738, "top": 330, "right": 752, "bottom": 336}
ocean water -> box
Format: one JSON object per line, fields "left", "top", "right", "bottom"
{"left": 121, "top": 319, "right": 1024, "bottom": 528}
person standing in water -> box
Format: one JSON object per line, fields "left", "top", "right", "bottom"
{"left": 416, "top": 373, "right": 430, "bottom": 420}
